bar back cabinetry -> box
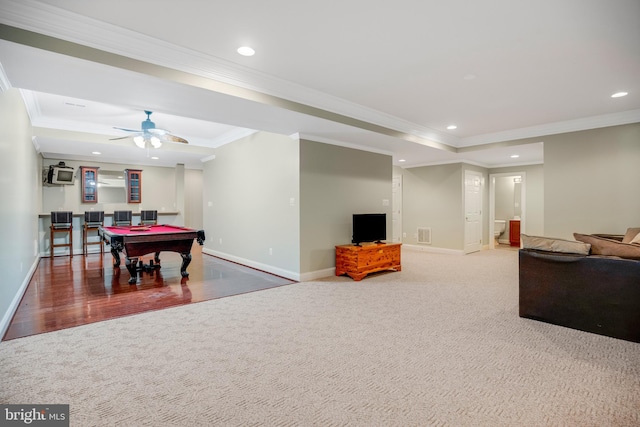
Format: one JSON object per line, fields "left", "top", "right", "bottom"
{"left": 125, "top": 169, "right": 142, "bottom": 203}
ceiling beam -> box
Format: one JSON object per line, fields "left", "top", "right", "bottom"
{"left": 0, "top": 23, "right": 457, "bottom": 154}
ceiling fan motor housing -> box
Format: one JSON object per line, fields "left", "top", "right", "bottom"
{"left": 142, "top": 110, "right": 155, "bottom": 131}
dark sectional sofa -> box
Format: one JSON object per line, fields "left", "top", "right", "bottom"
{"left": 519, "top": 234, "right": 640, "bottom": 343}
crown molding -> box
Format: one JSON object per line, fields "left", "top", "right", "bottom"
{"left": 2, "top": 1, "right": 636, "bottom": 151}
{"left": 459, "top": 109, "right": 640, "bottom": 147}
{"left": 0, "top": 0, "right": 458, "bottom": 148}
{"left": 31, "top": 136, "right": 40, "bottom": 152}
{"left": 209, "top": 129, "right": 258, "bottom": 148}
{"left": 19, "top": 88, "right": 40, "bottom": 123}
{"left": 0, "top": 61, "right": 9, "bottom": 92}
{"left": 297, "top": 133, "right": 394, "bottom": 157}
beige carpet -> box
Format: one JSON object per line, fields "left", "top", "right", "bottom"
{"left": 1, "top": 248, "right": 638, "bottom": 426}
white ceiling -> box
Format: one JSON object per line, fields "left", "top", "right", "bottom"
{"left": 0, "top": 0, "right": 639, "bottom": 169}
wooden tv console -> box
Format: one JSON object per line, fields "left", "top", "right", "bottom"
{"left": 335, "top": 242, "right": 402, "bottom": 281}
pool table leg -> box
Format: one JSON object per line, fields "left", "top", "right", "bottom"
{"left": 110, "top": 247, "right": 121, "bottom": 267}
{"left": 180, "top": 252, "right": 192, "bottom": 277}
{"left": 154, "top": 251, "right": 161, "bottom": 264}
{"left": 125, "top": 257, "right": 139, "bottom": 284}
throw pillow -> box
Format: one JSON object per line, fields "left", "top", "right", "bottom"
{"left": 521, "top": 234, "right": 591, "bottom": 255}
{"left": 573, "top": 233, "right": 640, "bottom": 260}
{"left": 631, "top": 233, "right": 640, "bottom": 245}
{"left": 622, "top": 227, "right": 640, "bottom": 243}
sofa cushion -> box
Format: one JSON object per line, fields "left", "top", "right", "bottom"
{"left": 521, "top": 234, "right": 591, "bottom": 255}
{"left": 574, "top": 233, "right": 640, "bottom": 260}
{"left": 622, "top": 227, "right": 640, "bottom": 243}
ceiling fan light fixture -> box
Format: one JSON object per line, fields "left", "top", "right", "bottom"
{"left": 114, "top": 111, "right": 188, "bottom": 148}
{"left": 133, "top": 135, "right": 145, "bottom": 148}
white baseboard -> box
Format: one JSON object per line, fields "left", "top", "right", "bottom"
{"left": 0, "top": 255, "right": 40, "bottom": 340}
{"left": 202, "top": 248, "right": 300, "bottom": 281}
{"left": 300, "top": 268, "right": 336, "bottom": 282}
{"left": 402, "top": 244, "right": 465, "bottom": 255}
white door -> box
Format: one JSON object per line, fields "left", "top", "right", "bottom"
{"left": 392, "top": 175, "right": 402, "bottom": 242}
{"left": 464, "top": 170, "right": 483, "bottom": 254}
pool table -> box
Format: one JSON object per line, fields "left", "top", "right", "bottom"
{"left": 99, "top": 224, "right": 205, "bottom": 284}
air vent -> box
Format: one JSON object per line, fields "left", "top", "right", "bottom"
{"left": 417, "top": 227, "right": 432, "bottom": 244}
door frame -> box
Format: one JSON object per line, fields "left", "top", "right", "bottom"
{"left": 391, "top": 175, "right": 403, "bottom": 243}
{"left": 489, "top": 172, "right": 526, "bottom": 249}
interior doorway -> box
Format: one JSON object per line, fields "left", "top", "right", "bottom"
{"left": 464, "top": 170, "right": 483, "bottom": 254}
{"left": 489, "top": 172, "right": 526, "bottom": 249}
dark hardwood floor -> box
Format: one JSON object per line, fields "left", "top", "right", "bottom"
{"left": 3, "top": 245, "right": 296, "bottom": 341}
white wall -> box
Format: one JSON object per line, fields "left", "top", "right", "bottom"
{"left": 0, "top": 89, "right": 40, "bottom": 337}
{"left": 41, "top": 159, "right": 179, "bottom": 215}
{"left": 202, "top": 131, "right": 300, "bottom": 279}
{"left": 299, "top": 140, "right": 392, "bottom": 277}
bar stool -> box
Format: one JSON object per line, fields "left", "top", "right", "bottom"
{"left": 113, "top": 210, "right": 132, "bottom": 226}
{"left": 50, "top": 211, "right": 73, "bottom": 257}
{"left": 83, "top": 211, "right": 104, "bottom": 255}
{"left": 140, "top": 210, "right": 158, "bottom": 225}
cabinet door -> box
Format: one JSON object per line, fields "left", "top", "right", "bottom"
{"left": 510, "top": 220, "right": 521, "bottom": 246}
{"left": 81, "top": 166, "right": 99, "bottom": 203}
{"left": 125, "top": 169, "right": 142, "bottom": 203}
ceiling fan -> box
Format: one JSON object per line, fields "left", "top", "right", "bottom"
{"left": 111, "top": 110, "right": 188, "bottom": 148}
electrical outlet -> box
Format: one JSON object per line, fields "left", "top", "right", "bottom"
{"left": 219, "top": 238, "right": 222, "bottom": 245}
{"left": 269, "top": 248, "right": 273, "bottom": 255}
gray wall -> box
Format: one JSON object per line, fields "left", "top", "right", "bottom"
{"left": 0, "top": 89, "right": 40, "bottom": 336}
{"left": 494, "top": 176, "right": 518, "bottom": 223}
{"left": 202, "top": 131, "right": 300, "bottom": 278}
{"left": 399, "top": 162, "right": 545, "bottom": 251}
{"left": 543, "top": 123, "right": 640, "bottom": 238}
{"left": 489, "top": 164, "right": 544, "bottom": 238}
{"left": 400, "top": 163, "right": 466, "bottom": 250}
{"left": 184, "top": 169, "right": 203, "bottom": 229}
{"left": 300, "top": 140, "right": 392, "bottom": 276}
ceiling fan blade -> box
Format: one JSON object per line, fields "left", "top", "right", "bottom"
{"left": 109, "top": 135, "right": 138, "bottom": 141}
{"left": 165, "top": 134, "right": 189, "bottom": 144}
{"left": 147, "top": 128, "right": 170, "bottom": 136}
{"left": 113, "top": 126, "right": 143, "bottom": 133}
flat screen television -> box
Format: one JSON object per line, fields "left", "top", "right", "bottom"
{"left": 352, "top": 213, "right": 386, "bottom": 245}
{"left": 47, "top": 165, "right": 75, "bottom": 185}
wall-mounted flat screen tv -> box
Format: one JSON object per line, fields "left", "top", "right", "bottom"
{"left": 352, "top": 213, "right": 386, "bottom": 245}
{"left": 47, "top": 165, "right": 75, "bottom": 185}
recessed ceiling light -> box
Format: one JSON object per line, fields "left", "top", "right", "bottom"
{"left": 611, "top": 91, "right": 628, "bottom": 98}
{"left": 91, "top": 151, "right": 101, "bottom": 155}
{"left": 237, "top": 46, "right": 255, "bottom": 56}
{"left": 510, "top": 154, "right": 520, "bottom": 158}
{"left": 398, "top": 159, "right": 406, "bottom": 162}
{"left": 447, "top": 125, "right": 457, "bottom": 130}
{"left": 151, "top": 156, "right": 159, "bottom": 160}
